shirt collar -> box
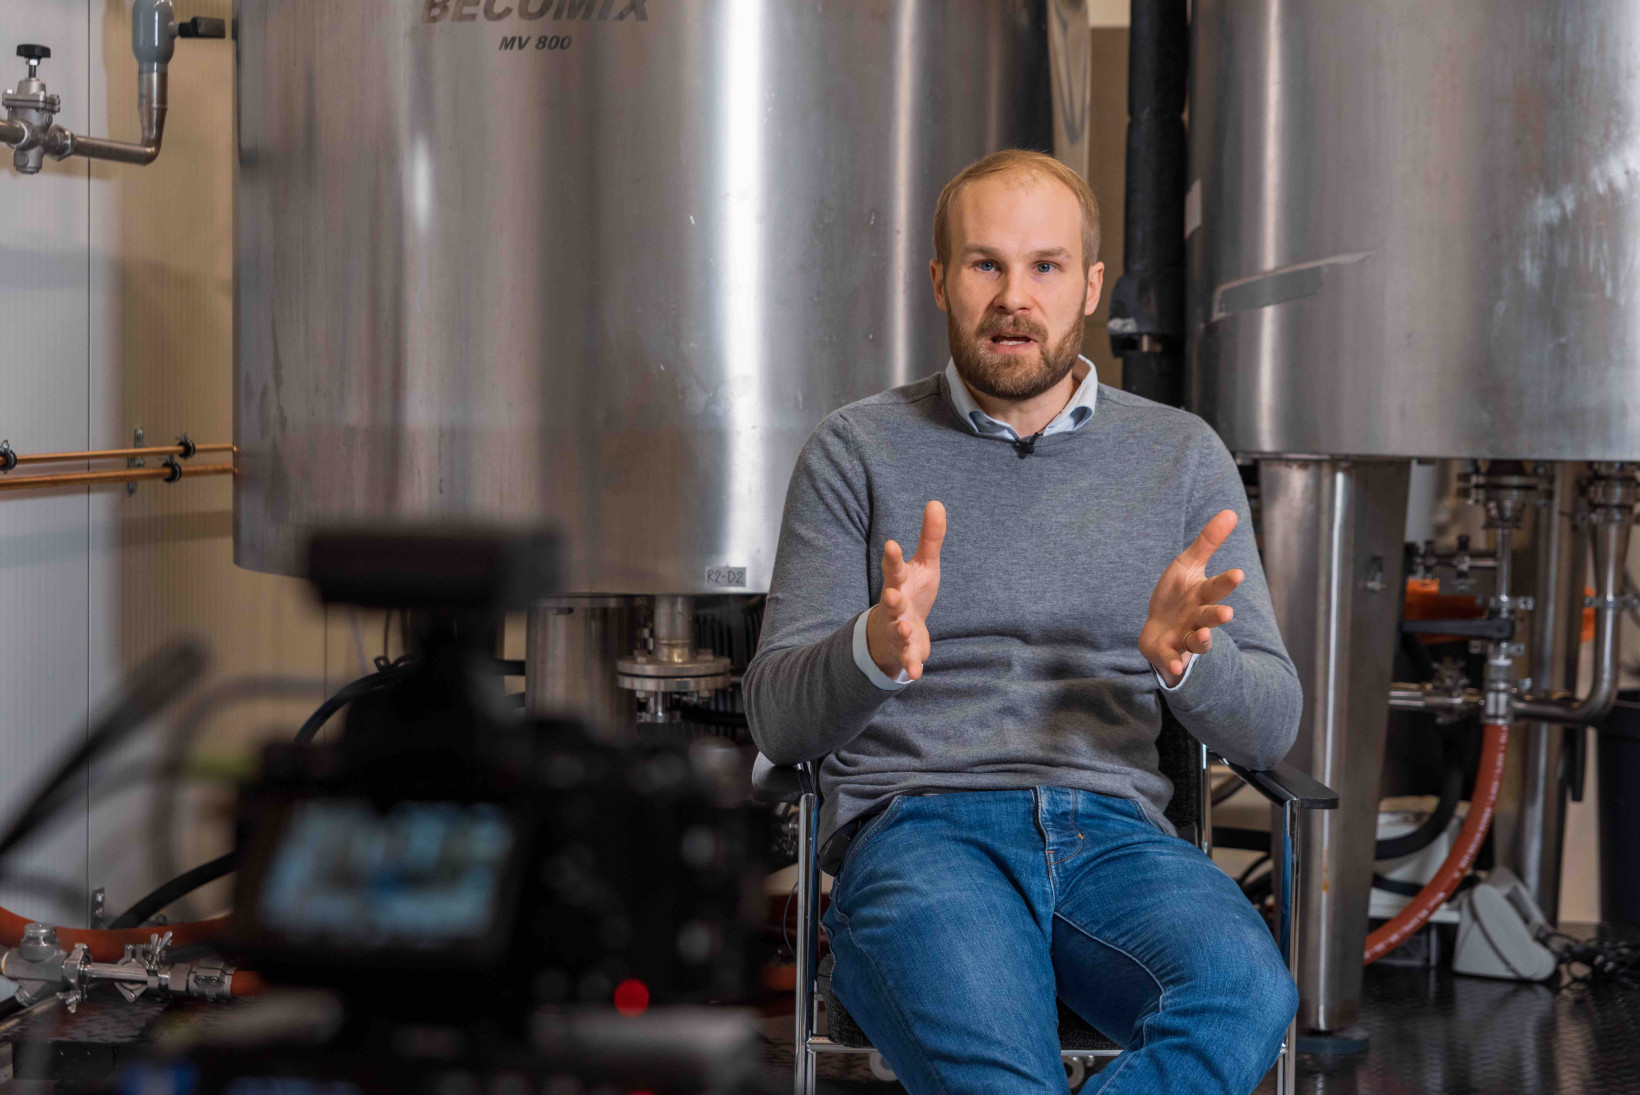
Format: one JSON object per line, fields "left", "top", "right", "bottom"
{"left": 942, "top": 356, "right": 1099, "bottom": 441}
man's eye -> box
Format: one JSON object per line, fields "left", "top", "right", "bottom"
{"left": 976, "top": 260, "right": 997, "bottom": 272}
{"left": 1036, "top": 262, "right": 1057, "bottom": 274}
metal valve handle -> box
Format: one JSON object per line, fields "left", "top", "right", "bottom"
{"left": 15, "top": 44, "right": 49, "bottom": 79}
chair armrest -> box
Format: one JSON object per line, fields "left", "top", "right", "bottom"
{"left": 1220, "top": 759, "right": 1339, "bottom": 810}
{"left": 751, "top": 753, "right": 804, "bottom": 804}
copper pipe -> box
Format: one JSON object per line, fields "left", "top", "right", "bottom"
{"left": 0, "top": 462, "right": 234, "bottom": 493}
{"left": 8, "top": 442, "right": 233, "bottom": 467}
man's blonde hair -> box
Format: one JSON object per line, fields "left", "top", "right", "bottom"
{"left": 931, "top": 149, "right": 1101, "bottom": 269}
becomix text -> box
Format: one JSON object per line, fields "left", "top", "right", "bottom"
{"left": 424, "top": 0, "right": 648, "bottom": 22}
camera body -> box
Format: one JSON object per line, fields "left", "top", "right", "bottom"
{"left": 195, "top": 528, "right": 765, "bottom": 1089}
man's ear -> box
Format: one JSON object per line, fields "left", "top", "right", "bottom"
{"left": 1084, "top": 260, "right": 1106, "bottom": 317}
{"left": 929, "top": 259, "right": 949, "bottom": 312}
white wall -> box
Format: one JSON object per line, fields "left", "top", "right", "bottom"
{"left": 0, "top": 0, "right": 331, "bottom": 930}
{"left": 0, "top": 0, "right": 97, "bottom": 928}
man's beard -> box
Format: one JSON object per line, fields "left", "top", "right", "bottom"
{"left": 948, "top": 311, "right": 1084, "bottom": 402}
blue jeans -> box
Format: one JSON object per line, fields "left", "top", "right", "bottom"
{"left": 822, "top": 787, "right": 1297, "bottom": 1094}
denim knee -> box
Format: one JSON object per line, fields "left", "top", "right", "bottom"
{"left": 1254, "top": 962, "right": 1300, "bottom": 1037}
{"left": 1169, "top": 936, "right": 1296, "bottom": 1059}
{"left": 1219, "top": 951, "right": 1299, "bottom": 1053}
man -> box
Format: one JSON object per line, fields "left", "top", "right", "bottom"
{"left": 744, "top": 149, "right": 1301, "bottom": 1093}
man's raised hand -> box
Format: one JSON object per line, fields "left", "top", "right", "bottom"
{"left": 1140, "top": 509, "right": 1245, "bottom": 688}
{"left": 866, "top": 501, "right": 947, "bottom": 681}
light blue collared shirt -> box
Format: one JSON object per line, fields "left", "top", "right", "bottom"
{"left": 851, "top": 358, "right": 1197, "bottom": 693}
{"left": 942, "top": 355, "right": 1099, "bottom": 442}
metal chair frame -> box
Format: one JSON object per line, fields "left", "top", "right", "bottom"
{"left": 759, "top": 746, "right": 1338, "bottom": 1095}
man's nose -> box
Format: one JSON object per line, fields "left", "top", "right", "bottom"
{"left": 993, "top": 272, "right": 1034, "bottom": 313}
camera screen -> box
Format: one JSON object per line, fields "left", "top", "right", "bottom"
{"left": 256, "top": 799, "right": 515, "bottom": 951}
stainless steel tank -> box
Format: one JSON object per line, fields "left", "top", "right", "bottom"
{"left": 232, "top": 0, "right": 1048, "bottom": 591}
{"left": 1187, "top": 0, "right": 1640, "bottom": 1039}
{"left": 1188, "top": 0, "right": 1640, "bottom": 460}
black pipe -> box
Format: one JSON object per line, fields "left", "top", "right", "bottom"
{"left": 1108, "top": 0, "right": 1189, "bottom": 407}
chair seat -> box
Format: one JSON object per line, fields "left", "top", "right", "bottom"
{"left": 816, "top": 953, "right": 1121, "bottom": 1054}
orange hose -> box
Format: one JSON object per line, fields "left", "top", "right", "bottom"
{"left": 0, "top": 906, "right": 264, "bottom": 996}
{"left": 0, "top": 905, "right": 229, "bottom": 962}
{"left": 1364, "top": 720, "right": 1509, "bottom": 964}
{"left": 226, "top": 969, "right": 266, "bottom": 996}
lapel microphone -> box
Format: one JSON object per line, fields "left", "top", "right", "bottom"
{"left": 1012, "top": 430, "right": 1045, "bottom": 458}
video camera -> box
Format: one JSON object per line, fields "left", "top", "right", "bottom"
{"left": 133, "top": 527, "right": 768, "bottom": 1094}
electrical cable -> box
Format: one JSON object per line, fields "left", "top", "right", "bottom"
{"left": 1237, "top": 853, "right": 1270, "bottom": 891}
{"left": 0, "top": 643, "right": 227, "bottom": 963}
{"left": 0, "top": 755, "right": 235, "bottom": 938}
{"left": 0, "top": 641, "right": 204, "bottom": 868}
{"left": 107, "top": 851, "right": 237, "bottom": 931}
{"left": 1369, "top": 874, "right": 1423, "bottom": 898}
{"left": 1242, "top": 869, "right": 1273, "bottom": 910}
{"left": 292, "top": 662, "right": 414, "bottom": 746}
{"left": 126, "top": 655, "right": 496, "bottom": 933}
{"left": 0, "top": 671, "right": 332, "bottom": 972}
{"left": 0, "top": 662, "right": 416, "bottom": 990}
{"left": 122, "top": 665, "right": 412, "bottom": 929}
{"left": 1365, "top": 720, "right": 1508, "bottom": 964}
{"left": 1371, "top": 872, "right": 1479, "bottom": 899}
{"left": 144, "top": 676, "right": 331, "bottom": 923}
{"left": 1540, "top": 928, "right": 1640, "bottom": 990}
{"left": 1375, "top": 758, "right": 1465, "bottom": 861}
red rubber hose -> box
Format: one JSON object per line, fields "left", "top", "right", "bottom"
{"left": 0, "top": 906, "right": 260, "bottom": 994}
{"left": 1364, "top": 720, "right": 1509, "bottom": 964}
{"left": 0, "top": 908, "right": 264, "bottom": 995}
{"left": 0, "top": 906, "right": 228, "bottom": 963}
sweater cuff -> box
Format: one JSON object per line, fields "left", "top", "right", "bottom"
{"left": 1153, "top": 652, "right": 1197, "bottom": 693}
{"left": 1156, "top": 630, "right": 1238, "bottom": 709}
{"left": 852, "top": 611, "right": 913, "bottom": 691}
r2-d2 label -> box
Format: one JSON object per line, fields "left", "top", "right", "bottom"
{"left": 706, "top": 566, "right": 747, "bottom": 587}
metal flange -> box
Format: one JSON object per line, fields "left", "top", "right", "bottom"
{"left": 615, "top": 649, "right": 731, "bottom": 694}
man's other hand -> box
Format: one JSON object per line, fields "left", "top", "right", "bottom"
{"left": 866, "top": 501, "right": 947, "bottom": 681}
{"left": 1141, "top": 509, "right": 1245, "bottom": 688}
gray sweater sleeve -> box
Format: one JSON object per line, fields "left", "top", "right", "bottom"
{"left": 744, "top": 414, "right": 894, "bottom": 765}
{"left": 1159, "top": 427, "right": 1303, "bottom": 770}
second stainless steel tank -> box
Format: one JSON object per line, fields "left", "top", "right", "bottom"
{"left": 1189, "top": 0, "right": 1640, "bottom": 460}
{"left": 233, "top": 0, "right": 1049, "bottom": 589}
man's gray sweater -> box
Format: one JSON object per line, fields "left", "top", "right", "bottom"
{"left": 743, "top": 371, "right": 1301, "bottom": 861}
